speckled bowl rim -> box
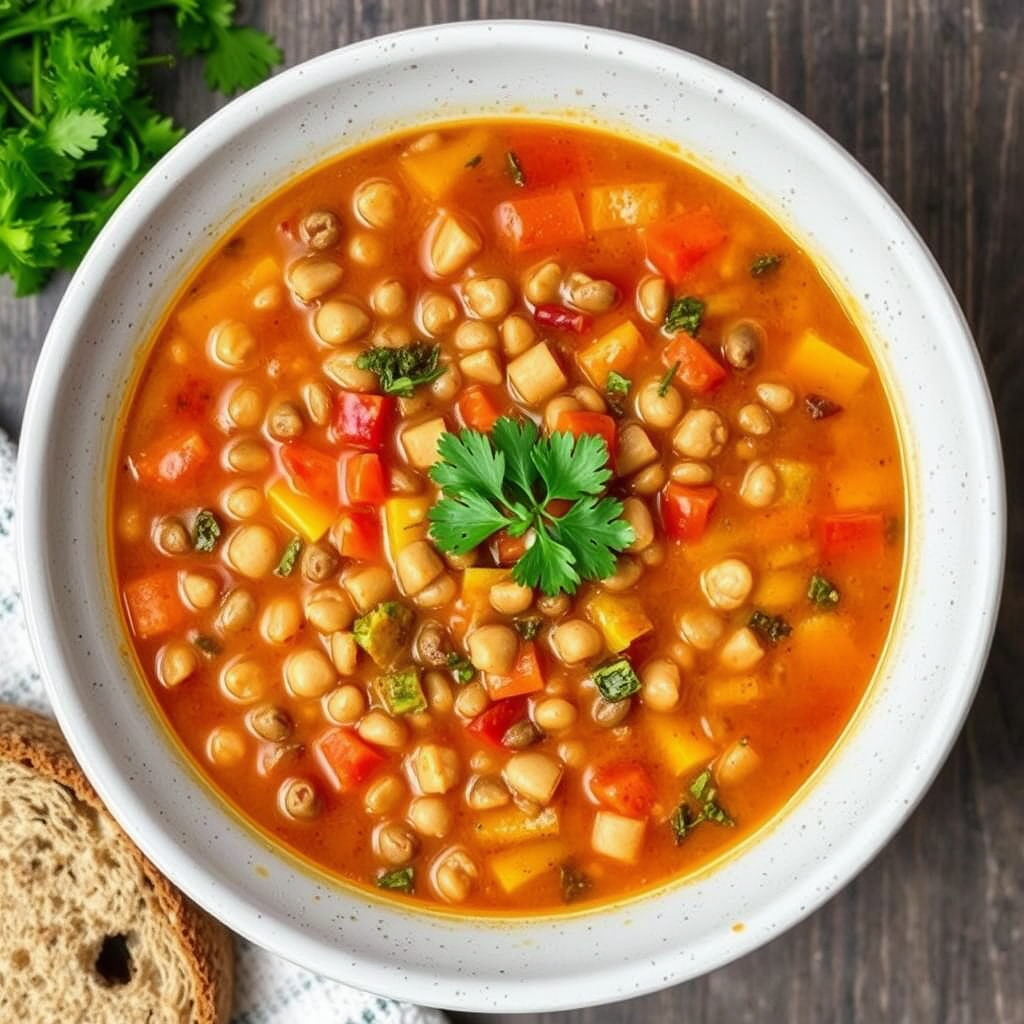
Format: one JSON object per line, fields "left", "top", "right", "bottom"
{"left": 16, "top": 21, "right": 1004, "bottom": 1012}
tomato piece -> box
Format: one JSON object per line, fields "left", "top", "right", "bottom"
{"left": 457, "top": 385, "right": 502, "bottom": 432}
{"left": 131, "top": 428, "right": 210, "bottom": 486}
{"left": 487, "top": 643, "right": 545, "bottom": 700}
{"left": 820, "top": 512, "right": 886, "bottom": 559}
{"left": 316, "top": 727, "right": 385, "bottom": 792}
{"left": 333, "top": 508, "right": 382, "bottom": 561}
{"left": 555, "top": 410, "right": 616, "bottom": 460}
{"left": 494, "top": 189, "right": 586, "bottom": 252}
{"left": 281, "top": 442, "right": 340, "bottom": 506}
{"left": 661, "top": 333, "right": 728, "bottom": 394}
{"left": 494, "top": 529, "right": 529, "bottom": 565}
{"left": 123, "top": 570, "right": 186, "bottom": 640}
{"left": 644, "top": 206, "right": 727, "bottom": 283}
{"left": 333, "top": 391, "right": 395, "bottom": 450}
{"left": 533, "top": 303, "right": 591, "bottom": 335}
{"left": 590, "top": 761, "right": 657, "bottom": 818}
{"left": 660, "top": 483, "right": 719, "bottom": 542}
{"left": 468, "top": 696, "right": 529, "bottom": 747}
{"left": 502, "top": 134, "right": 586, "bottom": 190}
{"left": 342, "top": 451, "right": 388, "bottom": 506}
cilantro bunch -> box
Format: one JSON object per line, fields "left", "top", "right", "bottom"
{"left": 0, "top": 0, "right": 281, "bottom": 295}
{"left": 427, "top": 417, "right": 635, "bottom": 596}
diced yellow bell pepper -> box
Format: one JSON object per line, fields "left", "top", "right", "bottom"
{"left": 577, "top": 320, "right": 644, "bottom": 389}
{"left": 473, "top": 807, "right": 560, "bottom": 849}
{"left": 774, "top": 459, "right": 814, "bottom": 503}
{"left": 176, "top": 256, "right": 280, "bottom": 341}
{"left": 585, "top": 183, "right": 667, "bottom": 231}
{"left": 489, "top": 838, "right": 568, "bottom": 893}
{"left": 753, "top": 570, "right": 806, "bottom": 611}
{"left": 829, "top": 462, "right": 895, "bottom": 510}
{"left": 399, "top": 128, "right": 491, "bottom": 200}
{"left": 586, "top": 593, "right": 653, "bottom": 653}
{"left": 646, "top": 716, "right": 716, "bottom": 776}
{"left": 461, "top": 567, "right": 511, "bottom": 606}
{"left": 267, "top": 480, "right": 334, "bottom": 542}
{"left": 783, "top": 329, "right": 870, "bottom": 404}
{"left": 384, "top": 496, "right": 432, "bottom": 555}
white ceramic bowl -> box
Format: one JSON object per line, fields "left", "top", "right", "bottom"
{"left": 17, "top": 21, "right": 1003, "bottom": 1012}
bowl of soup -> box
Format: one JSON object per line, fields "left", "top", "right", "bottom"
{"left": 17, "top": 21, "right": 1003, "bottom": 1011}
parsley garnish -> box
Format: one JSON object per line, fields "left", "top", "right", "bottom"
{"left": 748, "top": 610, "right": 792, "bottom": 646}
{"left": 0, "top": 2, "right": 281, "bottom": 296}
{"left": 606, "top": 371, "right": 631, "bottom": 395}
{"left": 376, "top": 866, "right": 414, "bottom": 893}
{"left": 505, "top": 150, "right": 526, "bottom": 187}
{"left": 669, "top": 802, "right": 699, "bottom": 843}
{"left": 751, "top": 253, "right": 783, "bottom": 277}
{"left": 657, "top": 361, "right": 681, "bottom": 397}
{"left": 671, "top": 767, "right": 735, "bottom": 843}
{"left": 808, "top": 572, "right": 840, "bottom": 609}
{"left": 514, "top": 616, "right": 543, "bottom": 641}
{"left": 427, "top": 417, "right": 634, "bottom": 596}
{"left": 592, "top": 657, "right": 641, "bottom": 702}
{"left": 446, "top": 651, "right": 475, "bottom": 684}
{"left": 465, "top": 154, "right": 482, "bottom": 168}
{"left": 664, "top": 296, "right": 704, "bottom": 335}
{"left": 274, "top": 537, "right": 302, "bottom": 577}
{"left": 559, "top": 863, "right": 591, "bottom": 903}
{"left": 193, "top": 510, "right": 221, "bottom": 552}
{"left": 356, "top": 343, "right": 444, "bottom": 398}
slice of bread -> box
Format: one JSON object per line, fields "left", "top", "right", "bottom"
{"left": 0, "top": 704, "right": 233, "bottom": 1023}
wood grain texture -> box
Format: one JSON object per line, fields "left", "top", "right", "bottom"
{"left": 1, "top": 1, "right": 1021, "bottom": 1021}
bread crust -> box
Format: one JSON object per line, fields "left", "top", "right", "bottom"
{"left": 0, "top": 703, "right": 234, "bottom": 1023}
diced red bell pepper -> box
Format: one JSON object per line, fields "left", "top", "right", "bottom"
{"left": 661, "top": 333, "right": 728, "bottom": 394}
{"left": 468, "top": 695, "right": 529, "bottom": 747}
{"left": 123, "top": 570, "right": 186, "bottom": 640}
{"left": 533, "top": 303, "right": 591, "bottom": 335}
{"left": 494, "top": 529, "right": 529, "bottom": 565}
{"left": 131, "top": 428, "right": 210, "bottom": 486}
{"left": 316, "top": 727, "right": 385, "bottom": 792}
{"left": 494, "top": 189, "right": 586, "bottom": 253}
{"left": 660, "top": 483, "right": 719, "bottom": 542}
{"left": 555, "top": 410, "right": 616, "bottom": 459}
{"left": 342, "top": 451, "right": 388, "bottom": 506}
{"left": 590, "top": 760, "right": 657, "bottom": 818}
{"left": 333, "top": 507, "right": 382, "bottom": 561}
{"left": 457, "top": 385, "right": 502, "bottom": 433}
{"left": 333, "top": 391, "right": 395, "bottom": 450}
{"left": 820, "top": 512, "right": 886, "bottom": 559}
{"left": 487, "top": 643, "right": 545, "bottom": 700}
{"left": 644, "top": 206, "right": 727, "bottom": 284}
{"left": 281, "top": 442, "right": 340, "bottom": 507}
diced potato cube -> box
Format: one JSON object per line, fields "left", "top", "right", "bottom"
{"left": 401, "top": 417, "right": 447, "bottom": 469}
{"left": 411, "top": 743, "right": 460, "bottom": 794}
{"left": 400, "top": 128, "right": 491, "bottom": 200}
{"left": 616, "top": 424, "right": 659, "bottom": 477}
{"left": 507, "top": 343, "right": 567, "bottom": 406}
{"left": 586, "top": 593, "right": 654, "bottom": 653}
{"left": 503, "top": 752, "right": 563, "bottom": 805}
{"left": 395, "top": 540, "right": 444, "bottom": 596}
{"left": 716, "top": 738, "right": 761, "bottom": 788}
{"left": 591, "top": 810, "right": 646, "bottom": 864}
{"left": 489, "top": 838, "right": 568, "bottom": 893}
{"left": 473, "top": 806, "right": 560, "bottom": 848}
{"left": 647, "top": 715, "right": 716, "bottom": 775}
{"left": 586, "top": 183, "right": 667, "bottom": 231}
{"left": 427, "top": 212, "right": 482, "bottom": 277}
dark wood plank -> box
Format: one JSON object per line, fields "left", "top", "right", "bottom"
{"left": 1, "top": 2, "right": 1020, "bottom": 1021}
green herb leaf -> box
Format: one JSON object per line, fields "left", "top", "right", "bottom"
{"left": 549, "top": 496, "right": 633, "bottom": 584}
{"left": 356, "top": 342, "right": 444, "bottom": 398}
{"left": 505, "top": 149, "right": 525, "bottom": 187}
{"left": 748, "top": 609, "right": 792, "bottom": 646}
{"left": 376, "top": 866, "right": 414, "bottom": 893}
{"left": 446, "top": 651, "right": 476, "bottom": 684}
{"left": 808, "top": 572, "right": 840, "bottom": 609}
{"left": 426, "top": 489, "right": 512, "bottom": 556}
{"left": 490, "top": 416, "right": 540, "bottom": 506}
{"left": 664, "top": 296, "right": 704, "bottom": 336}
{"left": 274, "top": 536, "right": 301, "bottom": 577}
{"left": 592, "top": 657, "right": 640, "bottom": 702}
{"left": 750, "top": 253, "right": 782, "bottom": 277}
{"left": 532, "top": 430, "right": 612, "bottom": 502}
{"left": 702, "top": 796, "right": 735, "bottom": 827}
{"left": 559, "top": 863, "right": 591, "bottom": 903}
{"left": 606, "top": 371, "right": 631, "bottom": 395}
{"left": 193, "top": 509, "right": 221, "bottom": 552}
{"left": 689, "top": 768, "right": 713, "bottom": 801}
{"left": 657, "top": 361, "right": 680, "bottom": 397}
{"left": 514, "top": 616, "right": 543, "bottom": 641}
{"left": 513, "top": 526, "right": 580, "bottom": 596}
{"left": 669, "top": 802, "right": 699, "bottom": 844}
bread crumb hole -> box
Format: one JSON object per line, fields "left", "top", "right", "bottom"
{"left": 95, "top": 934, "right": 132, "bottom": 985}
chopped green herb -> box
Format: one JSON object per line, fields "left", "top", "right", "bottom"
{"left": 446, "top": 651, "right": 476, "bottom": 684}
{"left": 428, "top": 417, "right": 634, "bottom": 596}
{"left": 514, "top": 616, "right": 543, "bottom": 641}
{"left": 664, "top": 296, "right": 704, "bottom": 336}
{"left": 465, "top": 154, "right": 482, "bottom": 168}
{"left": 689, "top": 768, "right": 713, "bottom": 801}
{"left": 675, "top": 767, "right": 735, "bottom": 839}
{"left": 750, "top": 253, "right": 783, "bottom": 277}
{"left": 505, "top": 150, "right": 526, "bottom": 187}
{"left": 376, "top": 866, "right": 414, "bottom": 893}
{"left": 592, "top": 657, "right": 641, "bottom": 703}
{"left": 378, "top": 668, "right": 426, "bottom": 715}
{"left": 353, "top": 602, "right": 414, "bottom": 667}
{"left": 669, "top": 802, "right": 699, "bottom": 844}
{"left": 356, "top": 342, "right": 444, "bottom": 398}
{"left": 748, "top": 610, "right": 792, "bottom": 646}
{"left": 193, "top": 510, "right": 221, "bottom": 552}
{"left": 808, "top": 572, "right": 840, "bottom": 609}
{"left": 192, "top": 633, "right": 221, "bottom": 657}
{"left": 804, "top": 393, "right": 843, "bottom": 420}
{"left": 274, "top": 536, "right": 302, "bottom": 577}
{"left": 559, "top": 863, "right": 591, "bottom": 903}
{"left": 657, "top": 361, "right": 681, "bottom": 397}
{"left": 702, "top": 796, "right": 735, "bottom": 827}
{"left": 606, "top": 371, "right": 631, "bottom": 395}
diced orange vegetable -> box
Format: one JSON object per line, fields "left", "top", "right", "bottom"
{"left": 176, "top": 257, "right": 279, "bottom": 340}
{"left": 240, "top": 255, "right": 280, "bottom": 292}
{"left": 486, "top": 642, "right": 545, "bottom": 700}
{"left": 399, "top": 128, "right": 491, "bottom": 199}
{"left": 646, "top": 715, "right": 716, "bottom": 776}
{"left": 494, "top": 530, "right": 529, "bottom": 566}
{"left": 474, "top": 806, "right": 560, "bottom": 848}
{"left": 123, "top": 571, "right": 185, "bottom": 640}
{"left": 461, "top": 567, "right": 512, "bottom": 606}
{"left": 586, "top": 182, "right": 667, "bottom": 231}
{"left": 644, "top": 206, "right": 727, "bottom": 283}
{"left": 281, "top": 443, "right": 340, "bottom": 506}
{"left": 586, "top": 593, "right": 654, "bottom": 652}
{"left": 384, "top": 496, "right": 431, "bottom": 555}
{"left": 660, "top": 483, "right": 718, "bottom": 541}
{"left": 661, "top": 333, "right": 727, "bottom": 394}
{"left": 131, "top": 428, "right": 210, "bottom": 486}
{"left": 342, "top": 452, "right": 388, "bottom": 506}
{"left": 783, "top": 329, "right": 870, "bottom": 404}
{"left": 589, "top": 761, "right": 656, "bottom": 818}
{"left": 489, "top": 838, "right": 568, "bottom": 893}
{"left": 267, "top": 479, "right": 335, "bottom": 543}
{"left": 555, "top": 410, "right": 616, "bottom": 459}
{"left": 457, "top": 385, "right": 502, "bottom": 432}
{"left": 577, "top": 319, "right": 644, "bottom": 389}
{"left": 494, "top": 189, "right": 585, "bottom": 253}
{"left": 500, "top": 133, "right": 585, "bottom": 189}
{"left": 316, "top": 727, "right": 385, "bottom": 792}
{"left": 821, "top": 512, "right": 886, "bottom": 559}
{"left": 333, "top": 508, "right": 382, "bottom": 561}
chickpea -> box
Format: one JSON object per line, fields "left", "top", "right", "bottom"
{"left": 500, "top": 313, "right": 536, "bottom": 357}
{"left": 365, "top": 280, "right": 407, "bottom": 320}
{"left": 411, "top": 743, "right": 460, "bottom": 794}
{"left": 323, "top": 346, "right": 378, "bottom": 391}
{"left": 740, "top": 461, "right": 779, "bottom": 508}
{"left": 182, "top": 572, "right": 218, "bottom": 609}
{"left": 354, "top": 177, "right": 404, "bottom": 229}
{"left": 305, "top": 589, "right": 354, "bottom": 634}
{"left": 155, "top": 517, "right": 189, "bottom": 555}
{"left": 454, "top": 680, "right": 489, "bottom": 719}
{"left": 280, "top": 778, "right": 320, "bottom": 820}
{"left": 414, "top": 573, "right": 457, "bottom": 610}
{"left": 408, "top": 795, "right": 452, "bottom": 838}
{"left": 641, "top": 539, "right": 666, "bottom": 566}
{"left": 419, "top": 291, "right": 459, "bottom": 336}
{"left": 592, "top": 694, "right": 632, "bottom": 728}
{"left": 225, "top": 439, "right": 270, "bottom": 474}
{"left": 489, "top": 580, "right": 533, "bottom": 616}
{"left": 329, "top": 631, "right": 358, "bottom": 675}
{"left": 630, "top": 462, "right": 667, "bottom": 496}
{"left": 284, "top": 648, "right": 337, "bottom": 699}
{"left": 430, "top": 361, "right": 460, "bottom": 402}
{"left": 463, "top": 276, "right": 514, "bottom": 321}
{"left": 537, "top": 593, "right": 570, "bottom": 618}
{"left": 287, "top": 255, "right": 343, "bottom": 303}
{"left": 314, "top": 300, "right": 370, "bottom": 346}
{"left": 544, "top": 394, "right": 582, "bottom": 434}
{"left": 299, "top": 543, "right": 338, "bottom": 584}
{"left": 565, "top": 271, "right": 618, "bottom": 313}
{"left": 737, "top": 403, "right": 773, "bottom": 437}
{"left": 719, "top": 627, "right": 765, "bottom": 671}
{"left": 395, "top": 540, "right": 445, "bottom": 598}
{"left": 671, "top": 461, "right": 714, "bottom": 485}
{"left": 454, "top": 320, "right": 498, "bottom": 353}
{"left": 223, "top": 485, "right": 262, "bottom": 520}
{"left": 358, "top": 710, "right": 408, "bottom": 749}
{"left": 226, "top": 383, "right": 264, "bottom": 428}
{"left": 668, "top": 640, "right": 698, "bottom": 673}
{"left": 523, "top": 261, "right": 563, "bottom": 305}
{"left": 551, "top": 620, "right": 603, "bottom": 666}
{"left": 157, "top": 641, "right": 197, "bottom": 688}
{"left": 433, "top": 848, "right": 478, "bottom": 903}
{"left": 348, "top": 231, "right": 386, "bottom": 268}
{"left": 722, "top": 319, "right": 764, "bottom": 370}
{"left": 217, "top": 588, "right": 257, "bottom": 632}
{"left": 341, "top": 564, "right": 394, "bottom": 613}
{"left": 424, "top": 671, "right": 454, "bottom": 714}
{"left": 376, "top": 821, "right": 419, "bottom": 865}
{"left": 252, "top": 284, "right": 282, "bottom": 312}
{"left": 701, "top": 558, "right": 754, "bottom": 611}
{"left": 413, "top": 621, "right": 451, "bottom": 668}
{"left": 558, "top": 739, "right": 586, "bottom": 769}
{"left": 638, "top": 378, "right": 684, "bottom": 429}
{"left": 572, "top": 385, "right": 606, "bottom": 413}
{"left": 427, "top": 212, "right": 481, "bottom": 276}
{"left": 533, "top": 697, "right": 577, "bottom": 732}
{"left": 212, "top": 320, "right": 257, "bottom": 368}
{"left": 677, "top": 607, "right": 725, "bottom": 650}
{"left": 469, "top": 750, "right": 498, "bottom": 774}
{"left": 442, "top": 548, "right": 477, "bottom": 571}
{"left": 364, "top": 774, "right": 404, "bottom": 816}
{"left": 303, "top": 380, "right": 332, "bottom": 426}
{"left": 226, "top": 524, "right": 277, "bottom": 579}
{"left": 641, "top": 658, "right": 681, "bottom": 712}
{"left": 467, "top": 624, "right": 518, "bottom": 675}
{"left": 622, "top": 497, "right": 655, "bottom": 553}
{"left": 602, "top": 556, "right": 643, "bottom": 592}
{"left": 673, "top": 408, "right": 728, "bottom": 459}
{"left": 372, "top": 323, "right": 413, "bottom": 350}
{"left": 207, "top": 727, "right": 245, "bottom": 767}
{"left": 459, "top": 349, "right": 503, "bottom": 385}
{"left": 222, "top": 658, "right": 267, "bottom": 703}
{"left": 466, "top": 775, "right": 511, "bottom": 811}
{"left": 299, "top": 209, "right": 341, "bottom": 250}
{"left": 267, "top": 401, "right": 303, "bottom": 440}
{"left": 260, "top": 596, "right": 303, "bottom": 645}
{"left": 756, "top": 381, "right": 796, "bottom": 414}
{"left": 637, "top": 275, "right": 669, "bottom": 323}
{"left": 325, "top": 684, "right": 366, "bottom": 724}
{"left": 503, "top": 752, "right": 563, "bottom": 805}
{"left": 249, "top": 704, "right": 292, "bottom": 742}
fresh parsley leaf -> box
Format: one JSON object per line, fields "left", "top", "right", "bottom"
{"left": 808, "top": 572, "right": 840, "bottom": 609}
{"left": 657, "top": 361, "right": 680, "bottom": 397}
{"left": 193, "top": 509, "right": 221, "bottom": 552}
{"left": 532, "top": 430, "right": 611, "bottom": 503}
{"left": 592, "top": 658, "right": 640, "bottom": 702}
{"left": 376, "top": 866, "right": 414, "bottom": 893}
{"left": 274, "top": 536, "right": 301, "bottom": 577}
{"left": 751, "top": 253, "right": 782, "bottom": 276}
{"left": 490, "top": 416, "right": 540, "bottom": 506}
{"left": 606, "top": 371, "right": 631, "bottom": 395}
{"left": 681, "top": 767, "right": 735, "bottom": 831}
{"left": 44, "top": 107, "right": 107, "bottom": 158}
{"left": 446, "top": 651, "right": 475, "bottom": 684}
{"left": 549, "top": 496, "right": 633, "bottom": 583}
{"left": 664, "top": 296, "right": 704, "bottom": 335}
{"left": 689, "top": 769, "right": 713, "bottom": 801}
{"left": 559, "top": 863, "right": 590, "bottom": 903}
{"left": 427, "top": 488, "right": 512, "bottom": 556}
{"left": 513, "top": 526, "right": 580, "bottom": 596}
{"left": 748, "top": 609, "right": 792, "bottom": 646}
{"left": 702, "top": 796, "right": 734, "bottom": 827}
{"left": 505, "top": 149, "right": 525, "bottom": 187}
{"left": 514, "top": 616, "right": 543, "bottom": 640}
{"left": 431, "top": 427, "right": 510, "bottom": 508}
{"left": 670, "top": 802, "right": 699, "bottom": 844}
{"left": 356, "top": 343, "right": 444, "bottom": 398}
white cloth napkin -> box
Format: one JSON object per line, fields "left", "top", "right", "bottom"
{"left": 0, "top": 430, "right": 445, "bottom": 1024}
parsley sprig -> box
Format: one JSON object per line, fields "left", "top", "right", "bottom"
{"left": 428, "top": 417, "right": 634, "bottom": 596}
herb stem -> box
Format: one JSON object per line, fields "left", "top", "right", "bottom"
{"left": 136, "top": 54, "right": 177, "bottom": 68}
{"left": 31, "top": 34, "right": 41, "bottom": 116}
{"left": 0, "top": 77, "right": 39, "bottom": 127}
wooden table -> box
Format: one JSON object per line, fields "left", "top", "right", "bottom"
{"left": 2, "top": 2, "right": 1020, "bottom": 1021}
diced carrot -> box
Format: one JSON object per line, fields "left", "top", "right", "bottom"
{"left": 820, "top": 512, "right": 886, "bottom": 559}
{"left": 342, "top": 452, "right": 388, "bottom": 506}
{"left": 644, "top": 206, "right": 727, "bottom": 283}
{"left": 281, "top": 443, "right": 340, "bottom": 506}
{"left": 589, "top": 761, "right": 657, "bottom": 818}
{"left": 489, "top": 838, "right": 568, "bottom": 893}
{"left": 660, "top": 483, "right": 719, "bottom": 541}
{"left": 316, "top": 727, "right": 385, "bottom": 792}
{"left": 457, "top": 385, "right": 502, "bottom": 432}
{"left": 487, "top": 643, "right": 545, "bottom": 700}
{"left": 176, "top": 256, "right": 280, "bottom": 340}
{"left": 494, "top": 189, "right": 585, "bottom": 253}
{"left": 577, "top": 319, "right": 644, "bottom": 389}
{"left": 501, "top": 134, "right": 585, "bottom": 189}
{"left": 555, "top": 410, "right": 616, "bottom": 459}
{"left": 661, "top": 333, "right": 727, "bottom": 394}
{"left": 586, "top": 183, "right": 667, "bottom": 231}
{"left": 333, "top": 508, "right": 382, "bottom": 561}
{"left": 123, "top": 571, "right": 185, "bottom": 640}
{"left": 784, "top": 329, "right": 870, "bottom": 404}
{"left": 494, "top": 529, "right": 529, "bottom": 565}
{"left": 131, "top": 428, "right": 210, "bottom": 486}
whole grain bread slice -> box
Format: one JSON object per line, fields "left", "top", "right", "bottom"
{"left": 0, "top": 704, "right": 233, "bottom": 1023}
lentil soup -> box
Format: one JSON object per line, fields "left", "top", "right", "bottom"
{"left": 111, "top": 120, "right": 904, "bottom": 912}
